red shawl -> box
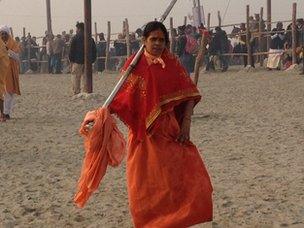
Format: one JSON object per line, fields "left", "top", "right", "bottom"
{"left": 109, "top": 49, "right": 201, "bottom": 140}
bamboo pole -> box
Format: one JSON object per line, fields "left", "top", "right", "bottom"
{"left": 89, "top": 19, "right": 293, "bottom": 38}
{"left": 233, "top": 29, "right": 291, "bottom": 37}
{"left": 267, "top": 0, "right": 271, "bottom": 50}
{"left": 125, "top": 18, "right": 131, "bottom": 57}
{"left": 292, "top": 2, "right": 297, "bottom": 65}
{"left": 246, "top": 5, "right": 253, "bottom": 67}
{"left": 46, "top": 0, "right": 52, "bottom": 35}
{"left": 218, "top": 11, "right": 222, "bottom": 27}
{"left": 209, "top": 19, "right": 291, "bottom": 30}
{"left": 105, "top": 21, "right": 111, "bottom": 71}
{"left": 193, "top": 35, "right": 207, "bottom": 85}
{"left": 301, "top": 26, "right": 304, "bottom": 75}
{"left": 94, "top": 22, "right": 98, "bottom": 42}
{"left": 84, "top": 0, "right": 93, "bottom": 93}
{"left": 259, "top": 7, "right": 264, "bottom": 67}
{"left": 169, "top": 17, "right": 175, "bottom": 53}
{"left": 220, "top": 49, "right": 293, "bottom": 56}
{"left": 197, "top": 0, "right": 202, "bottom": 26}
{"left": 93, "top": 22, "right": 98, "bottom": 73}
{"left": 184, "top": 16, "right": 187, "bottom": 25}
{"left": 122, "top": 20, "right": 126, "bottom": 36}
{"left": 207, "top": 13, "right": 211, "bottom": 30}
{"left": 27, "top": 40, "right": 31, "bottom": 72}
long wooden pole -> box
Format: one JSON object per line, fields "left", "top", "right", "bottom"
{"left": 93, "top": 22, "right": 98, "bottom": 72}
{"left": 46, "top": 0, "right": 52, "bottom": 35}
{"left": 301, "top": 26, "right": 304, "bottom": 74}
{"left": 105, "top": 21, "right": 111, "bottom": 71}
{"left": 218, "top": 11, "right": 222, "bottom": 27}
{"left": 125, "top": 18, "right": 131, "bottom": 57}
{"left": 184, "top": 16, "right": 187, "bottom": 26}
{"left": 267, "top": 0, "right": 271, "bottom": 50}
{"left": 259, "top": 7, "right": 264, "bottom": 67}
{"left": 22, "top": 27, "right": 26, "bottom": 38}
{"left": 194, "top": 35, "right": 206, "bottom": 85}
{"left": 94, "top": 22, "right": 98, "bottom": 42}
{"left": 246, "top": 5, "right": 252, "bottom": 67}
{"left": 84, "top": 0, "right": 93, "bottom": 93}
{"left": 170, "top": 17, "right": 175, "bottom": 53}
{"left": 292, "top": 2, "right": 297, "bottom": 65}
{"left": 207, "top": 13, "right": 211, "bottom": 30}
{"left": 27, "top": 40, "right": 31, "bottom": 71}
{"left": 122, "top": 20, "right": 126, "bottom": 36}
{"left": 197, "top": 0, "right": 202, "bottom": 26}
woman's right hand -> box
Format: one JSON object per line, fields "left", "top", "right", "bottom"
{"left": 80, "top": 110, "right": 96, "bottom": 134}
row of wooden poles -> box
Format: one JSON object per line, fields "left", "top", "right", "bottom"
{"left": 19, "top": 1, "right": 301, "bottom": 71}
{"left": 101, "top": 2, "right": 300, "bottom": 69}
{"left": 205, "top": 1, "right": 299, "bottom": 67}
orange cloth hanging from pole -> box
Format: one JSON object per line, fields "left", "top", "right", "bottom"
{"left": 74, "top": 108, "right": 126, "bottom": 208}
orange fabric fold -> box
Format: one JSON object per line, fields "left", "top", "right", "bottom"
{"left": 74, "top": 107, "right": 126, "bottom": 208}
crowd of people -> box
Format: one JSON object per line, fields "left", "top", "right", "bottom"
{"left": 13, "top": 25, "right": 143, "bottom": 75}
{"left": 8, "top": 17, "right": 304, "bottom": 77}
{"left": 173, "top": 17, "right": 304, "bottom": 72}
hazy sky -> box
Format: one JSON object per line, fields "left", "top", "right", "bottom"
{"left": 0, "top": 0, "right": 303, "bottom": 38}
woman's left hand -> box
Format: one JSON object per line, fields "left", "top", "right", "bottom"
{"left": 177, "top": 118, "right": 191, "bottom": 144}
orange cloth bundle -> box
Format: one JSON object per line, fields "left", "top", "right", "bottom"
{"left": 74, "top": 107, "right": 126, "bottom": 208}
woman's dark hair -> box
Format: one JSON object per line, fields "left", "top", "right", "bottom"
{"left": 143, "top": 21, "right": 169, "bottom": 45}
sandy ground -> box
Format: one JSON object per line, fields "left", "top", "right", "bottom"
{"left": 0, "top": 67, "right": 304, "bottom": 228}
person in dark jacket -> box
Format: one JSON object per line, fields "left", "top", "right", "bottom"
{"left": 267, "top": 23, "right": 286, "bottom": 70}
{"left": 176, "top": 25, "right": 187, "bottom": 58}
{"left": 177, "top": 25, "right": 197, "bottom": 74}
{"left": 114, "top": 33, "right": 127, "bottom": 71}
{"left": 96, "top": 33, "right": 106, "bottom": 74}
{"left": 210, "top": 27, "right": 229, "bottom": 72}
{"left": 69, "top": 22, "right": 97, "bottom": 95}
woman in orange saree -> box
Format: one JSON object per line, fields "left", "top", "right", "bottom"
{"left": 0, "top": 25, "right": 21, "bottom": 120}
{"left": 109, "top": 21, "right": 213, "bottom": 228}
{"left": 0, "top": 37, "right": 9, "bottom": 122}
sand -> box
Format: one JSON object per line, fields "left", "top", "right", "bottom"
{"left": 0, "top": 67, "right": 303, "bottom": 228}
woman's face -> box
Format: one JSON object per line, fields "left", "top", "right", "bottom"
{"left": 143, "top": 29, "right": 166, "bottom": 57}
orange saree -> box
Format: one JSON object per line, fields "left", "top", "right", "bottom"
{"left": 110, "top": 49, "right": 213, "bottom": 227}
{"left": 0, "top": 39, "right": 9, "bottom": 98}
{"left": 5, "top": 36, "right": 21, "bottom": 95}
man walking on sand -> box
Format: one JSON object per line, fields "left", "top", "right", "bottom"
{"left": 69, "top": 22, "right": 97, "bottom": 95}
